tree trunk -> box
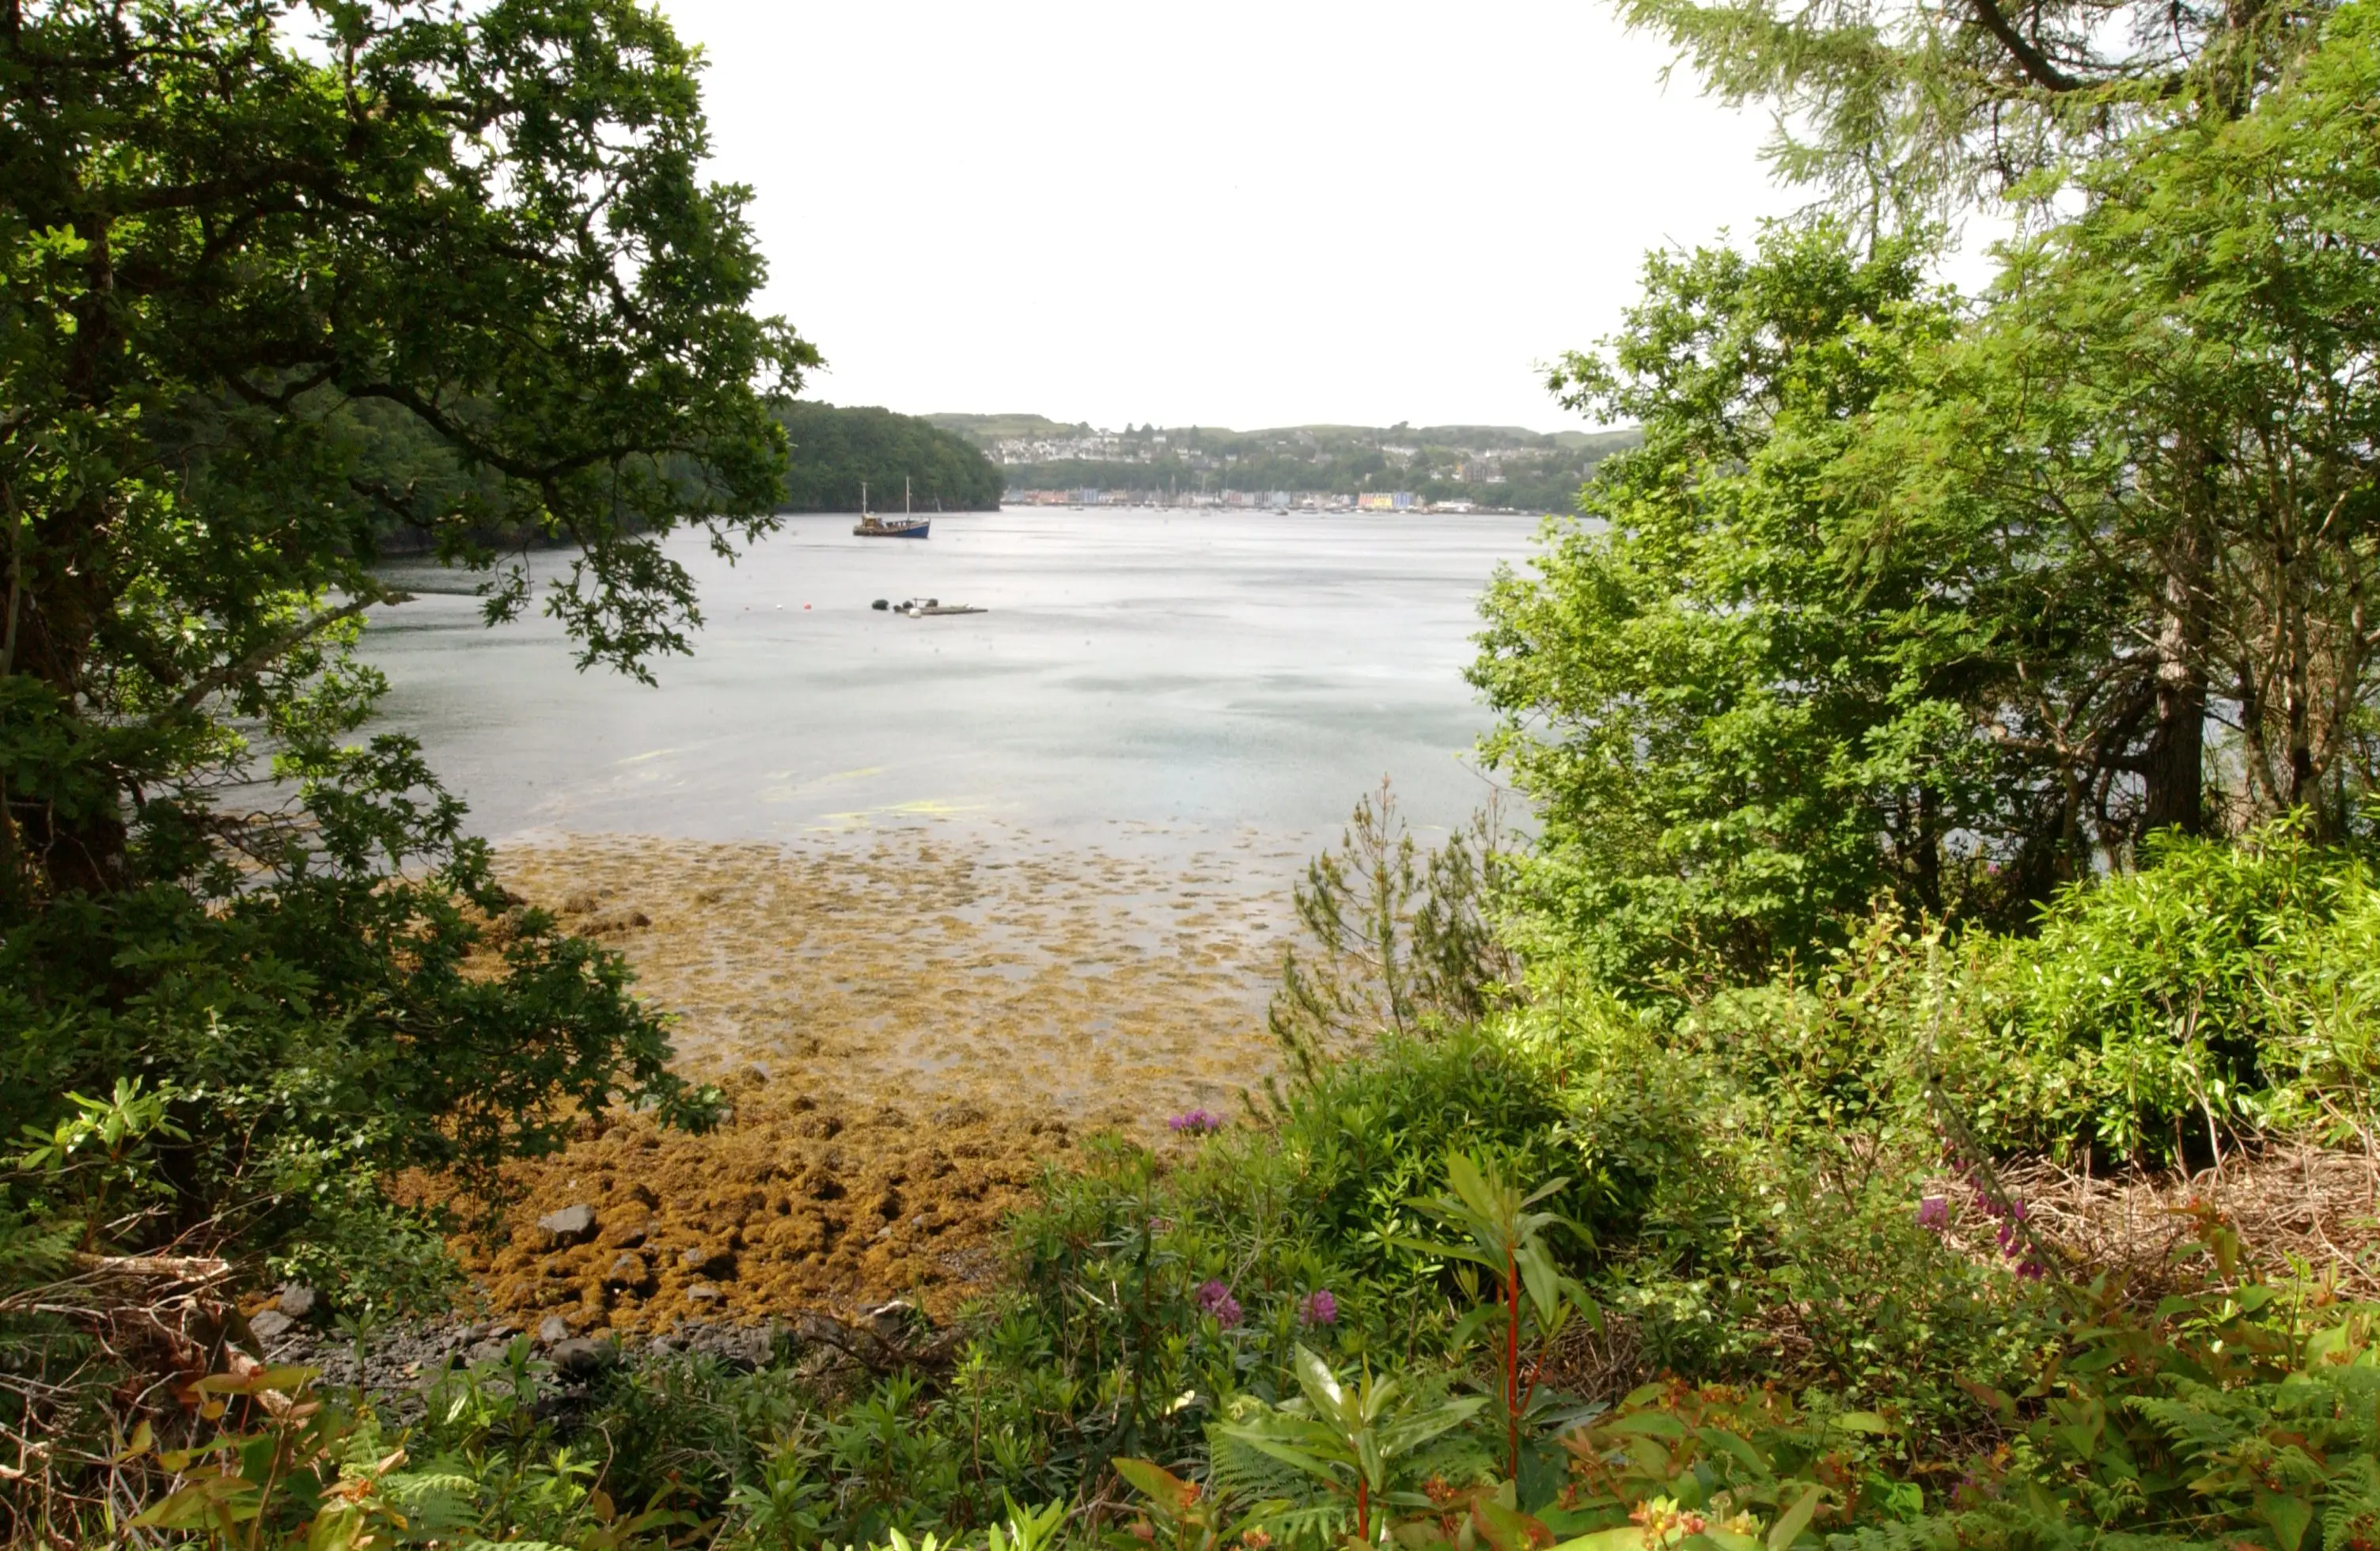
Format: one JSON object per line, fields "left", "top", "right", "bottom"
{"left": 2141, "top": 518, "right": 2210, "bottom": 841}
{"left": 6, "top": 501, "right": 132, "bottom": 899}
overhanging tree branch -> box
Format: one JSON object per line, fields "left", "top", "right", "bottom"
{"left": 1969, "top": 0, "right": 2086, "bottom": 94}
{"left": 165, "top": 586, "right": 412, "bottom": 716}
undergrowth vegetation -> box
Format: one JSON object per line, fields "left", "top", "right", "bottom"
{"left": 20, "top": 820, "right": 2380, "bottom": 1547}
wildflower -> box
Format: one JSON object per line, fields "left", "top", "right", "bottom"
{"left": 1916, "top": 1196, "right": 1949, "bottom": 1231}
{"left": 1169, "top": 1109, "right": 1225, "bottom": 1136}
{"left": 1240, "top": 1532, "right": 1272, "bottom": 1551}
{"left": 2014, "top": 1259, "right": 2046, "bottom": 1281}
{"left": 1194, "top": 1279, "right": 1242, "bottom": 1329}
{"left": 1628, "top": 1498, "right": 1704, "bottom": 1547}
{"left": 1298, "top": 1289, "right": 1338, "bottom": 1326}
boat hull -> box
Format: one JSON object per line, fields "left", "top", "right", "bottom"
{"left": 853, "top": 517, "right": 930, "bottom": 538}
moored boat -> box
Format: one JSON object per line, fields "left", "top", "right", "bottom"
{"left": 855, "top": 478, "right": 931, "bottom": 539}
{"left": 855, "top": 513, "right": 930, "bottom": 538}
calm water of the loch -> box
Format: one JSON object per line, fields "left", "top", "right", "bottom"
{"left": 360, "top": 506, "right": 1547, "bottom": 849}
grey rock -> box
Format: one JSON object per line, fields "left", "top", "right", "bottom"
{"left": 536, "top": 1314, "right": 570, "bottom": 1344}
{"left": 275, "top": 1285, "right": 319, "bottom": 1320}
{"left": 678, "top": 1246, "right": 732, "bottom": 1276}
{"left": 685, "top": 1284, "right": 723, "bottom": 1305}
{"left": 248, "top": 1309, "right": 296, "bottom": 1342}
{"left": 536, "top": 1204, "right": 598, "bottom": 1246}
{"left": 604, "top": 1252, "right": 652, "bottom": 1291}
{"left": 663, "top": 1319, "right": 782, "bottom": 1371}
{"left": 465, "top": 1339, "right": 510, "bottom": 1365}
{"left": 724, "top": 1323, "right": 779, "bottom": 1369}
{"left": 549, "top": 1337, "right": 616, "bottom": 1378}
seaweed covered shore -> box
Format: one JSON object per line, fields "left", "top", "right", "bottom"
{"left": 441, "top": 826, "right": 1297, "bottom": 1331}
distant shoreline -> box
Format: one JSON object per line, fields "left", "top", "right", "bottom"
{"left": 996, "top": 495, "right": 1561, "bottom": 516}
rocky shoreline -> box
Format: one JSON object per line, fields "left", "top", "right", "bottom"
{"left": 425, "top": 829, "right": 1284, "bottom": 1336}
{"left": 244, "top": 1288, "right": 938, "bottom": 1420}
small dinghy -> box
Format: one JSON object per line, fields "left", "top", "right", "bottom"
{"left": 896, "top": 597, "right": 985, "bottom": 617}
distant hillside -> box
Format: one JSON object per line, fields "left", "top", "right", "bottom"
{"left": 1550, "top": 428, "right": 1643, "bottom": 457}
{"left": 931, "top": 415, "right": 1643, "bottom": 511}
{"left": 927, "top": 415, "right": 1641, "bottom": 457}
{"left": 779, "top": 403, "right": 1004, "bottom": 512}
{"left": 924, "top": 412, "right": 1090, "bottom": 445}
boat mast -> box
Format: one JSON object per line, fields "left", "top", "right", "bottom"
{"left": 905, "top": 476, "right": 911, "bottom": 516}
{"left": 861, "top": 479, "right": 869, "bottom": 517}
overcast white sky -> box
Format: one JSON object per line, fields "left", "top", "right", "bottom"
{"left": 658, "top": 0, "right": 1804, "bottom": 434}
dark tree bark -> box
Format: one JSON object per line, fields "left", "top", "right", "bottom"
{"left": 2140, "top": 521, "right": 2210, "bottom": 839}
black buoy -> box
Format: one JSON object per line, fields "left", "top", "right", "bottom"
{"left": 870, "top": 598, "right": 889, "bottom": 611}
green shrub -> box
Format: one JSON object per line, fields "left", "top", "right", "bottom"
{"left": 1949, "top": 823, "right": 2380, "bottom": 1165}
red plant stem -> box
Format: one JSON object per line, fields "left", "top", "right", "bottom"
{"left": 1357, "top": 1476, "right": 1371, "bottom": 1542}
{"left": 1505, "top": 1247, "right": 1522, "bottom": 1479}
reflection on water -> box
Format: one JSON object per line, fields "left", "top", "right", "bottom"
{"left": 360, "top": 506, "right": 1537, "bottom": 851}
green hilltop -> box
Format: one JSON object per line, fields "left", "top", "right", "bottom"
{"left": 923, "top": 413, "right": 1643, "bottom": 510}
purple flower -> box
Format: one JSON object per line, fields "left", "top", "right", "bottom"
{"left": 2014, "top": 1259, "right": 2046, "bottom": 1281}
{"left": 1169, "top": 1109, "right": 1225, "bottom": 1136}
{"left": 1194, "top": 1280, "right": 1242, "bottom": 1329}
{"left": 1298, "top": 1290, "right": 1339, "bottom": 1327}
{"left": 1916, "top": 1197, "right": 1950, "bottom": 1232}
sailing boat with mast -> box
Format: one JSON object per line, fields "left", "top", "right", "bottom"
{"left": 853, "top": 477, "right": 931, "bottom": 539}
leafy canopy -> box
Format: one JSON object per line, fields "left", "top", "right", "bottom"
{"left": 1481, "top": 0, "right": 2380, "bottom": 987}
{"left": 1, "top": 0, "right": 810, "bottom": 1267}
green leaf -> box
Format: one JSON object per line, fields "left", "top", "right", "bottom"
{"left": 1112, "top": 1458, "right": 1197, "bottom": 1512}
{"left": 1694, "top": 1427, "right": 1774, "bottom": 1479}
{"left": 1549, "top": 1529, "right": 1648, "bottom": 1551}
{"left": 1603, "top": 1413, "right": 1689, "bottom": 1439}
{"left": 1766, "top": 1485, "right": 1823, "bottom": 1551}
{"left": 2256, "top": 1491, "right": 2312, "bottom": 1551}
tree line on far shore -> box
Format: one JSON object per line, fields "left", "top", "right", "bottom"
{"left": 775, "top": 402, "right": 1005, "bottom": 513}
